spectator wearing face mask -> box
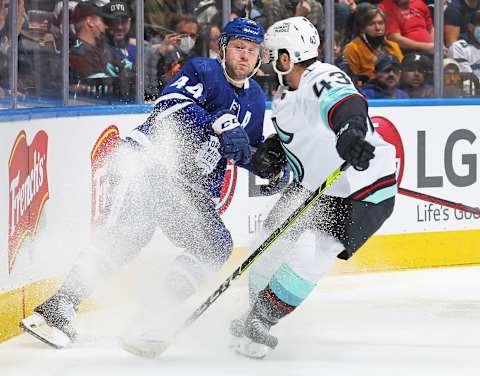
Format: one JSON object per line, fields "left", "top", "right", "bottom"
{"left": 444, "top": 0, "right": 480, "bottom": 48}
{"left": 362, "top": 53, "right": 409, "bottom": 99}
{"left": 448, "top": 10, "right": 480, "bottom": 81}
{"left": 343, "top": 4, "right": 403, "bottom": 86}
{"left": 171, "top": 14, "right": 200, "bottom": 58}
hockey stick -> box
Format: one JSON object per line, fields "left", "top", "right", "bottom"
{"left": 398, "top": 187, "right": 480, "bottom": 216}
{"left": 146, "top": 162, "right": 350, "bottom": 356}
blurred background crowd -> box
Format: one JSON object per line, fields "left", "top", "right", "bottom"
{"left": 0, "top": 0, "right": 479, "bottom": 107}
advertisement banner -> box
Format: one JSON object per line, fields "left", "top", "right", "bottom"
{"left": 0, "top": 105, "right": 479, "bottom": 293}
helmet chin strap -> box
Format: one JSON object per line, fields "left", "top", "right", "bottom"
{"left": 272, "top": 57, "right": 294, "bottom": 87}
{"left": 219, "top": 45, "right": 262, "bottom": 88}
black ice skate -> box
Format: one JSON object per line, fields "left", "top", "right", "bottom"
{"left": 20, "top": 293, "right": 77, "bottom": 349}
{"left": 234, "top": 310, "right": 278, "bottom": 359}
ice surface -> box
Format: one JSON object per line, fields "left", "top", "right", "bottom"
{"left": 2, "top": 265, "right": 480, "bottom": 376}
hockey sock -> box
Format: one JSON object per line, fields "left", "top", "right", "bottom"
{"left": 256, "top": 263, "right": 316, "bottom": 323}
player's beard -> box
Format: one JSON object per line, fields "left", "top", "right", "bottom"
{"left": 226, "top": 60, "right": 252, "bottom": 81}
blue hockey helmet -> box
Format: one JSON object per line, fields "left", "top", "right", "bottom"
{"left": 219, "top": 17, "right": 264, "bottom": 48}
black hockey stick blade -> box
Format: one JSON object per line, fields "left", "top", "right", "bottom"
{"left": 153, "top": 162, "right": 350, "bottom": 356}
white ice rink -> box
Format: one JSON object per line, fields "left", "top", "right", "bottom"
{"left": 2, "top": 265, "right": 480, "bottom": 376}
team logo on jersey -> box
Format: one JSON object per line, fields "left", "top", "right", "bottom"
{"left": 8, "top": 130, "right": 49, "bottom": 273}
{"left": 91, "top": 125, "right": 122, "bottom": 225}
{"left": 216, "top": 161, "right": 238, "bottom": 215}
{"left": 230, "top": 100, "right": 240, "bottom": 117}
{"left": 371, "top": 116, "right": 405, "bottom": 185}
{"left": 229, "top": 100, "right": 252, "bottom": 128}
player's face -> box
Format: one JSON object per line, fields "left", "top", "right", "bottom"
{"left": 275, "top": 52, "right": 298, "bottom": 88}
{"left": 225, "top": 38, "right": 260, "bottom": 80}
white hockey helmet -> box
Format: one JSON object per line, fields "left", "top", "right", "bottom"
{"left": 264, "top": 17, "right": 320, "bottom": 85}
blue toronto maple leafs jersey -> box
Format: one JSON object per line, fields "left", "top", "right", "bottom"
{"left": 128, "top": 57, "right": 266, "bottom": 197}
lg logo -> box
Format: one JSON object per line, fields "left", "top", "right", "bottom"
{"left": 418, "top": 129, "right": 477, "bottom": 188}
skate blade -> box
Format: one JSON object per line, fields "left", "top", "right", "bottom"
{"left": 20, "top": 313, "right": 72, "bottom": 349}
{"left": 234, "top": 337, "right": 269, "bottom": 359}
{"left": 229, "top": 334, "right": 243, "bottom": 349}
{"left": 119, "top": 337, "right": 171, "bottom": 359}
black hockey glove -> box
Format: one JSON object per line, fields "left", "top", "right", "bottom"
{"left": 211, "top": 112, "right": 251, "bottom": 165}
{"left": 259, "top": 164, "right": 291, "bottom": 196}
{"left": 252, "top": 134, "right": 287, "bottom": 179}
{"left": 336, "top": 123, "right": 375, "bottom": 171}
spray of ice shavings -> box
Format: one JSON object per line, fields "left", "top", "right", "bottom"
{"left": 246, "top": 184, "right": 350, "bottom": 304}
{"left": 108, "top": 112, "right": 229, "bottom": 345}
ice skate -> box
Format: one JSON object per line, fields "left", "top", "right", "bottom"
{"left": 233, "top": 311, "right": 278, "bottom": 359}
{"left": 20, "top": 294, "right": 77, "bottom": 349}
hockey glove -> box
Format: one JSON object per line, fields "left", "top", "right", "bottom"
{"left": 336, "top": 123, "right": 375, "bottom": 171}
{"left": 260, "top": 163, "right": 291, "bottom": 196}
{"left": 211, "top": 112, "right": 251, "bottom": 165}
{"left": 252, "top": 134, "right": 287, "bottom": 179}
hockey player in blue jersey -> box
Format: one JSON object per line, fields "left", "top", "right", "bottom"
{"left": 20, "top": 17, "right": 289, "bottom": 351}
{"left": 230, "top": 17, "right": 397, "bottom": 359}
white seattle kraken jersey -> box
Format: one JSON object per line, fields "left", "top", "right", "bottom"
{"left": 271, "top": 61, "right": 397, "bottom": 203}
{"left": 448, "top": 38, "right": 480, "bottom": 79}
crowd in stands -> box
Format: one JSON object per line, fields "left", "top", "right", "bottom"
{"left": 1, "top": 0, "right": 480, "bottom": 104}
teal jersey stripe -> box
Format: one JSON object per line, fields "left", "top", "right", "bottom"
{"left": 269, "top": 263, "right": 315, "bottom": 307}
{"left": 362, "top": 184, "right": 398, "bottom": 204}
{"left": 319, "top": 86, "right": 360, "bottom": 128}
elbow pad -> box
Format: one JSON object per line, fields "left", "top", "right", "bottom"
{"left": 329, "top": 95, "right": 369, "bottom": 137}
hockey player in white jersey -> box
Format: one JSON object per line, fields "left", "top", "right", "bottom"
{"left": 230, "top": 17, "right": 398, "bottom": 358}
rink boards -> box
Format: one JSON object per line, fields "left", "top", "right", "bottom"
{"left": 0, "top": 100, "right": 479, "bottom": 341}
